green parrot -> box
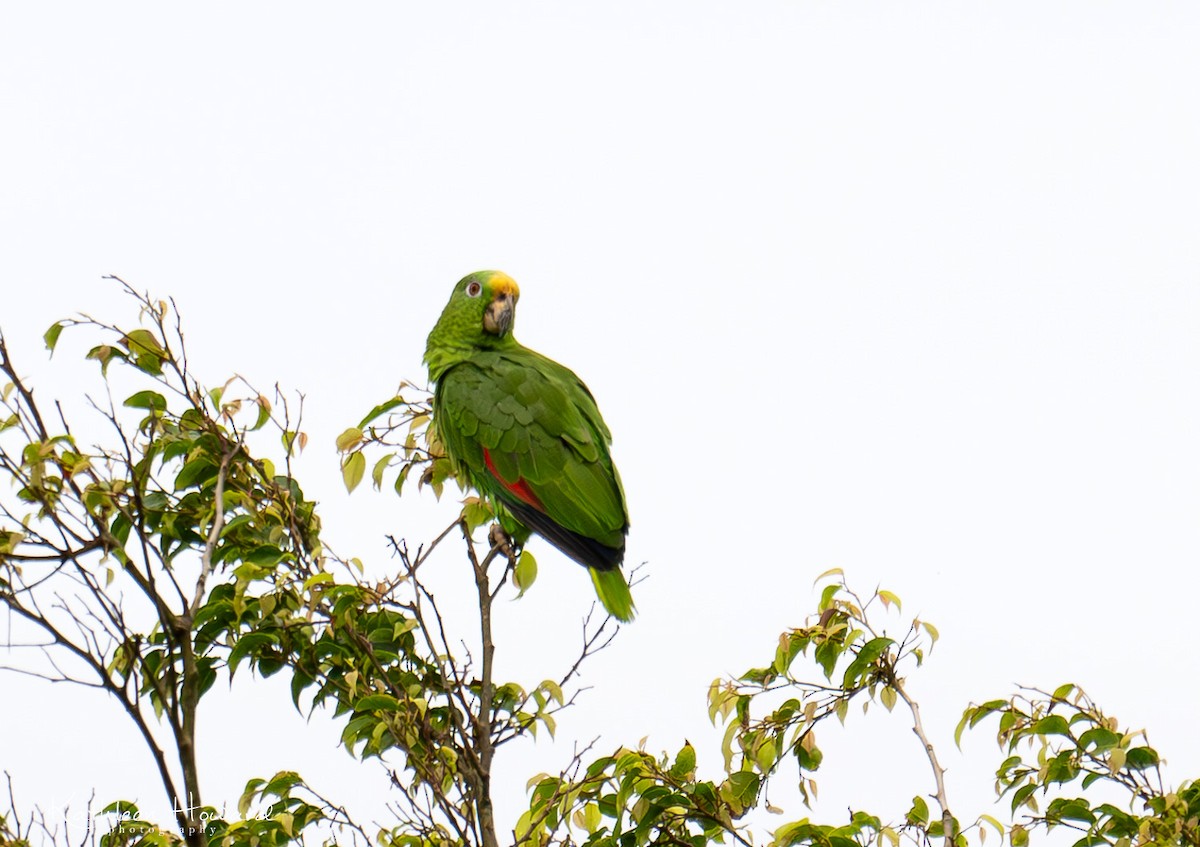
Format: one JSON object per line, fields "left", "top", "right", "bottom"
{"left": 424, "top": 270, "right": 634, "bottom": 622}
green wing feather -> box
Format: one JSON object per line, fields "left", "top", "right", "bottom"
{"left": 437, "top": 349, "right": 627, "bottom": 540}
{"left": 434, "top": 346, "right": 634, "bottom": 621}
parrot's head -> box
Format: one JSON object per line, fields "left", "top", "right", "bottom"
{"left": 425, "top": 271, "right": 521, "bottom": 378}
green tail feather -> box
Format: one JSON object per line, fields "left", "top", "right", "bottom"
{"left": 590, "top": 567, "right": 635, "bottom": 622}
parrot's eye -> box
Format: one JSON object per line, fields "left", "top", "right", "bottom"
{"left": 466, "top": 281, "right": 482, "bottom": 298}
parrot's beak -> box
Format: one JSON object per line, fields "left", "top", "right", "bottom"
{"left": 483, "top": 289, "right": 515, "bottom": 336}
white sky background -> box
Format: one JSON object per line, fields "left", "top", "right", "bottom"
{"left": 2, "top": 2, "right": 1198, "bottom": 843}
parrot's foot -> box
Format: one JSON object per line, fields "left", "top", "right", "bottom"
{"left": 488, "top": 522, "right": 518, "bottom": 565}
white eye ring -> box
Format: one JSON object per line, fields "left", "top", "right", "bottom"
{"left": 466, "top": 281, "right": 482, "bottom": 298}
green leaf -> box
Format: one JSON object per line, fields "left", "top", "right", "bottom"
{"left": 86, "top": 344, "right": 126, "bottom": 374}
{"left": 843, "top": 637, "right": 893, "bottom": 687}
{"left": 1051, "top": 683, "right": 1076, "bottom": 702}
{"left": 670, "top": 742, "right": 696, "bottom": 779}
{"left": 1124, "top": 746, "right": 1159, "bottom": 770}
{"left": 513, "top": 810, "right": 535, "bottom": 842}
{"left": 880, "top": 685, "right": 897, "bottom": 712}
{"left": 907, "top": 796, "right": 930, "bottom": 826}
{"left": 721, "top": 771, "right": 760, "bottom": 808}
{"left": 124, "top": 390, "right": 168, "bottom": 412}
{"left": 979, "top": 814, "right": 1005, "bottom": 839}
{"left": 814, "top": 640, "right": 840, "bottom": 680}
{"left": 358, "top": 396, "right": 407, "bottom": 428}
{"left": 539, "top": 679, "right": 564, "bottom": 706}
{"left": 1045, "top": 751, "right": 1079, "bottom": 784}
{"left": 1049, "top": 798, "right": 1095, "bottom": 824}
{"left": 755, "top": 738, "right": 778, "bottom": 772}
{"left": 1011, "top": 783, "right": 1038, "bottom": 813}
{"left": 956, "top": 699, "right": 1008, "bottom": 747}
{"left": 773, "top": 632, "right": 806, "bottom": 676}
{"left": 463, "top": 497, "right": 493, "bottom": 532}
{"left": 355, "top": 694, "right": 401, "bottom": 712}
{"left": 263, "top": 771, "right": 303, "bottom": 796}
{"left": 282, "top": 429, "right": 307, "bottom": 456}
{"left": 581, "top": 803, "right": 602, "bottom": 834}
{"left": 776, "top": 821, "right": 822, "bottom": 847}
{"left": 252, "top": 395, "right": 271, "bottom": 431}
{"left": 122, "top": 328, "right": 163, "bottom": 355}
{"left": 44, "top": 321, "right": 66, "bottom": 353}
{"left": 858, "top": 636, "right": 894, "bottom": 664}
{"left": 514, "top": 550, "right": 537, "bottom": 597}
{"left": 218, "top": 514, "right": 253, "bottom": 539}
{"left": 796, "top": 736, "right": 823, "bottom": 771}
{"left": 371, "top": 454, "right": 392, "bottom": 490}
{"left": 239, "top": 779, "right": 265, "bottom": 817}
{"left": 342, "top": 452, "right": 366, "bottom": 492}
{"left": 174, "top": 457, "right": 219, "bottom": 491}
{"left": 1078, "top": 727, "right": 1121, "bottom": 751}
{"left": 291, "top": 670, "right": 314, "bottom": 711}
{"left": 121, "top": 329, "right": 165, "bottom": 374}
{"left": 228, "top": 632, "right": 277, "bottom": 674}
{"left": 1032, "top": 715, "right": 1071, "bottom": 737}
{"left": 244, "top": 545, "right": 285, "bottom": 567}
{"left": 302, "top": 571, "right": 334, "bottom": 590}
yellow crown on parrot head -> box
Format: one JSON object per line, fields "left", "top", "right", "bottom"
{"left": 484, "top": 271, "right": 520, "bottom": 300}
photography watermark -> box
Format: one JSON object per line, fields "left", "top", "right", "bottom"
{"left": 28, "top": 794, "right": 289, "bottom": 840}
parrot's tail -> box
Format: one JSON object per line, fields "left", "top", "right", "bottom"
{"left": 590, "top": 566, "right": 636, "bottom": 623}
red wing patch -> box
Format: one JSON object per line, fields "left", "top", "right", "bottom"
{"left": 483, "top": 448, "right": 545, "bottom": 511}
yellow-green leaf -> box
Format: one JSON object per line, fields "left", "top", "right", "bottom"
{"left": 252, "top": 395, "right": 271, "bottom": 431}
{"left": 1108, "top": 747, "right": 1126, "bottom": 774}
{"left": 880, "top": 684, "right": 897, "bottom": 712}
{"left": 514, "top": 550, "right": 537, "bottom": 597}
{"left": 342, "top": 452, "right": 366, "bottom": 492}
{"left": 540, "top": 679, "right": 564, "bottom": 706}
{"left": 335, "top": 427, "right": 364, "bottom": 452}
{"left": 980, "top": 814, "right": 1005, "bottom": 838}
{"left": 582, "top": 803, "right": 602, "bottom": 833}
{"left": 44, "top": 321, "right": 66, "bottom": 353}
{"left": 121, "top": 328, "right": 163, "bottom": 355}
{"left": 813, "top": 566, "right": 844, "bottom": 586}
{"left": 372, "top": 454, "right": 393, "bottom": 490}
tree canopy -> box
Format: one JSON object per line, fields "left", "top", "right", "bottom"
{"left": 1, "top": 284, "right": 1196, "bottom": 847}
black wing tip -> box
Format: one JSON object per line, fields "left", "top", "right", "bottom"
{"left": 506, "top": 499, "right": 625, "bottom": 571}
